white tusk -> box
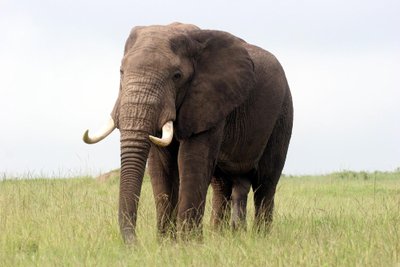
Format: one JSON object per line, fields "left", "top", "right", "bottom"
{"left": 149, "top": 121, "right": 173, "bottom": 147}
{"left": 83, "top": 117, "right": 116, "bottom": 144}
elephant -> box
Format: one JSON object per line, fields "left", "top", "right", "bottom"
{"left": 83, "top": 22, "right": 293, "bottom": 244}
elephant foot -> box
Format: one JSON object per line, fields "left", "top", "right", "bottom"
{"left": 211, "top": 218, "right": 231, "bottom": 232}
{"left": 178, "top": 228, "right": 204, "bottom": 243}
{"left": 252, "top": 208, "right": 274, "bottom": 235}
{"left": 121, "top": 228, "right": 136, "bottom": 245}
{"left": 252, "top": 221, "right": 273, "bottom": 237}
{"left": 231, "top": 198, "right": 248, "bottom": 231}
{"left": 177, "top": 217, "right": 204, "bottom": 242}
{"left": 253, "top": 195, "right": 275, "bottom": 234}
{"left": 157, "top": 226, "right": 178, "bottom": 242}
{"left": 232, "top": 217, "right": 247, "bottom": 231}
{"left": 123, "top": 233, "right": 136, "bottom": 245}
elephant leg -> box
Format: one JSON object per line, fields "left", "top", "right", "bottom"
{"left": 252, "top": 178, "right": 276, "bottom": 231}
{"left": 253, "top": 93, "right": 293, "bottom": 231}
{"left": 231, "top": 178, "right": 251, "bottom": 230}
{"left": 177, "top": 123, "right": 224, "bottom": 238}
{"left": 148, "top": 139, "right": 179, "bottom": 238}
{"left": 210, "top": 173, "right": 232, "bottom": 229}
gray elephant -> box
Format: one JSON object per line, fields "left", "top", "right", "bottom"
{"left": 83, "top": 23, "right": 293, "bottom": 243}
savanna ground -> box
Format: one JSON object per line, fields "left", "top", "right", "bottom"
{"left": 1, "top": 171, "right": 399, "bottom": 266}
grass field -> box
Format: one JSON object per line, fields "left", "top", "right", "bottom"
{"left": 1, "top": 171, "right": 399, "bottom": 266}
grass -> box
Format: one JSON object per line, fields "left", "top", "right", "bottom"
{"left": 0, "top": 171, "right": 399, "bottom": 266}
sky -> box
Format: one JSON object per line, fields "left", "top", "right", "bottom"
{"left": 1, "top": 0, "right": 399, "bottom": 176}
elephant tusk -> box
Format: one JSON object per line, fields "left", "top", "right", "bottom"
{"left": 83, "top": 117, "right": 116, "bottom": 144}
{"left": 149, "top": 121, "right": 174, "bottom": 147}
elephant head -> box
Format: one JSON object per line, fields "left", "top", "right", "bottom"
{"left": 83, "top": 23, "right": 255, "bottom": 243}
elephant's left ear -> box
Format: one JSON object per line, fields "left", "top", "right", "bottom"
{"left": 177, "top": 30, "right": 255, "bottom": 139}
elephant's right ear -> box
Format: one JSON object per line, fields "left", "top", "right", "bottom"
{"left": 176, "top": 30, "right": 255, "bottom": 139}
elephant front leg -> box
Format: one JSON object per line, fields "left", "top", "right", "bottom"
{"left": 148, "top": 142, "right": 179, "bottom": 239}
{"left": 177, "top": 124, "right": 224, "bottom": 239}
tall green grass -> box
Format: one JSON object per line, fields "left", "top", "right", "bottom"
{"left": 1, "top": 171, "right": 399, "bottom": 266}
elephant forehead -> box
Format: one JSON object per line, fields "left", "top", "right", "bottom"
{"left": 131, "top": 26, "right": 182, "bottom": 46}
{"left": 137, "top": 23, "right": 195, "bottom": 36}
{"left": 124, "top": 34, "right": 180, "bottom": 61}
{"left": 122, "top": 49, "right": 180, "bottom": 72}
{"left": 126, "top": 24, "right": 193, "bottom": 51}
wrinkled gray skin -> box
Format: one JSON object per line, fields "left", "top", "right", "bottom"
{"left": 87, "top": 23, "right": 293, "bottom": 243}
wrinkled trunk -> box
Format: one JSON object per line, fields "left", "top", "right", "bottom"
{"left": 116, "top": 75, "right": 163, "bottom": 243}
{"left": 118, "top": 130, "right": 150, "bottom": 243}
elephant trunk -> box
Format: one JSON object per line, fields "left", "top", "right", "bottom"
{"left": 116, "top": 77, "right": 165, "bottom": 243}
{"left": 118, "top": 130, "right": 151, "bottom": 244}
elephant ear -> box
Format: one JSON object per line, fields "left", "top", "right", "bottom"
{"left": 177, "top": 30, "right": 255, "bottom": 139}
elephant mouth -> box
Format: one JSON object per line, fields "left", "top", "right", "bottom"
{"left": 83, "top": 118, "right": 173, "bottom": 147}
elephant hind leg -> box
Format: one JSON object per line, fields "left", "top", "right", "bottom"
{"left": 210, "top": 173, "right": 232, "bottom": 229}
{"left": 253, "top": 91, "right": 293, "bottom": 230}
{"left": 231, "top": 177, "right": 251, "bottom": 230}
{"left": 211, "top": 172, "right": 252, "bottom": 231}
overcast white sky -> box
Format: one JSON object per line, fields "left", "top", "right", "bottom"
{"left": 1, "top": 0, "right": 399, "bottom": 176}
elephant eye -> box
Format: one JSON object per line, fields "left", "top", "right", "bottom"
{"left": 172, "top": 71, "right": 182, "bottom": 81}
